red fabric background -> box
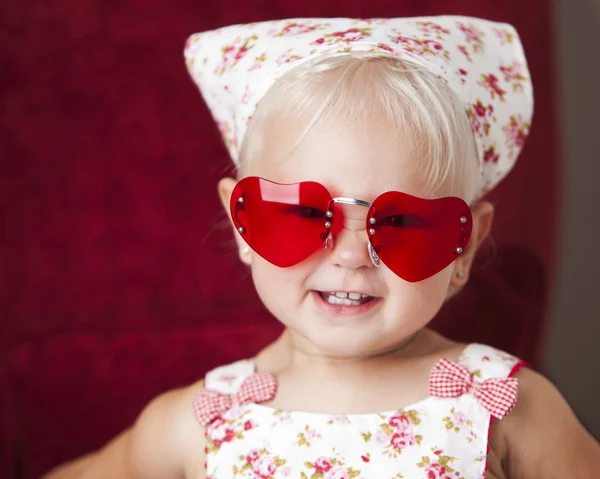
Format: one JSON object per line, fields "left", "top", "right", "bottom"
{"left": 0, "top": 1, "right": 556, "bottom": 478}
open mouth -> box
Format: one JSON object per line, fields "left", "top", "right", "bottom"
{"left": 318, "top": 291, "right": 376, "bottom": 306}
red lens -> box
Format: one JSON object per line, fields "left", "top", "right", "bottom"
{"left": 367, "top": 192, "right": 472, "bottom": 282}
{"left": 230, "top": 177, "right": 336, "bottom": 267}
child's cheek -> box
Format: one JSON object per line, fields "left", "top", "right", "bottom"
{"left": 384, "top": 265, "right": 453, "bottom": 320}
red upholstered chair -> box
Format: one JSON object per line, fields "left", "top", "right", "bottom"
{"left": 0, "top": 1, "right": 556, "bottom": 478}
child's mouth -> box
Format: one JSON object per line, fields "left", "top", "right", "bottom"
{"left": 318, "top": 291, "right": 375, "bottom": 306}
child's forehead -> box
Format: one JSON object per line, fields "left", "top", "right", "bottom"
{"left": 245, "top": 111, "right": 435, "bottom": 199}
{"left": 248, "top": 161, "right": 434, "bottom": 201}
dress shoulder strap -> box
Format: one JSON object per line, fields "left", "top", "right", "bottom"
{"left": 459, "top": 343, "right": 526, "bottom": 381}
{"left": 203, "top": 359, "right": 256, "bottom": 394}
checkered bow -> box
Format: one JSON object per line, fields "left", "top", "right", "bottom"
{"left": 429, "top": 358, "right": 519, "bottom": 419}
{"left": 193, "top": 372, "right": 277, "bottom": 426}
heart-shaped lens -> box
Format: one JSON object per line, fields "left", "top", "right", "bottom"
{"left": 230, "top": 177, "right": 336, "bottom": 267}
{"left": 367, "top": 191, "right": 472, "bottom": 282}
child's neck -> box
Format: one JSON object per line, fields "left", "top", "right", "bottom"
{"left": 254, "top": 328, "right": 464, "bottom": 414}
{"left": 256, "top": 328, "right": 455, "bottom": 379}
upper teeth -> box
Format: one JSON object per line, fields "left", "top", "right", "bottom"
{"left": 325, "top": 291, "right": 371, "bottom": 306}
{"left": 330, "top": 291, "right": 369, "bottom": 299}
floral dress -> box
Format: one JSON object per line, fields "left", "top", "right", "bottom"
{"left": 194, "top": 344, "right": 526, "bottom": 479}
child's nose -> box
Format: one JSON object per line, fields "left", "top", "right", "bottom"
{"left": 327, "top": 227, "right": 373, "bottom": 270}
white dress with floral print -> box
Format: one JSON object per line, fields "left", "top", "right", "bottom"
{"left": 200, "top": 344, "right": 523, "bottom": 479}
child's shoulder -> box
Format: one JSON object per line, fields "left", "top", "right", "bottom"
{"left": 443, "top": 341, "right": 600, "bottom": 476}
{"left": 487, "top": 355, "right": 600, "bottom": 476}
{"left": 126, "top": 379, "right": 208, "bottom": 478}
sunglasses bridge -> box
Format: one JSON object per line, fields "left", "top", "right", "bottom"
{"left": 328, "top": 197, "right": 381, "bottom": 267}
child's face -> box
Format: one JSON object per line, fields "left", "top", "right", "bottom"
{"left": 220, "top": 108, "right": 491, "bottom": 359}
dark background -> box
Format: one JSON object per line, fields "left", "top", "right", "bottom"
{"left": 3, "top": 0, "right": 594, "bottom": 478}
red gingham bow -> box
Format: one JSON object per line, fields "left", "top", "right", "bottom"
{"left": 429, "top": 358, "right": 519, "bottom": 419}
{"left": 193, "top": 372, "right": 277, "bottom": 426}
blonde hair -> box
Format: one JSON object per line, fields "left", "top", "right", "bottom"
{"left": 239, "top": 52, "right": 480, "bottom": 203}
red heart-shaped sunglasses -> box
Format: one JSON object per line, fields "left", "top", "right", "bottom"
{"left": 230, "top": 177, "right": 472, "bottom": 282}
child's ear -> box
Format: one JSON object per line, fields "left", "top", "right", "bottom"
{"left": 450, "top": 200, "right": 494, "bottom": 288}
{"left": 218, "top": 177, "right": 252, "bottom": 265}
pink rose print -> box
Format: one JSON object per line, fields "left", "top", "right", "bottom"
{"left": 499, "top": 61, "right": 526, "bottom": 81}
{"left": 303, "top": 457, "right": 361, "bottom": 479}
{"left": 246, "top": 449, "right": 261, "bottom": 464}
{"left": 388, "top": 414, "right": 417, "bottom": 449}
{"left": 214, "top": 428, "right": 235, "bottom": 447}
{"left": 389, "top": 35, "right": 450, "bottom": 61}
{"left": 331, "top": 28, "right": 369, "bottom": 42}
{"left": 233, "top": 449, "right": 286, "bottom": 479}
{"left": 280, "top": 466, "right": 291, "bottom": 477}
{"left": 376, "top": 42, "right": 394, "bottom": 53}
{"left": 503, "top": 114, "right": 530, "bottom": 151}
{"left": 313, "top": 27, "right": 373, "bottom": 45}
{"left": 327, "top": 414, "right": 350, "bottom": 425}
{"left": 391, "top": 431, "right": 416, "bottom": 449}
{"left": 379, "top": 411, "right": 422, "bottom": 457}
{"left": 424, "top": 463, "right": 454, "bottom": 479}
{"left": 253, "top": 456, "right": 276, "bottom": 478}
{"left": 207, "top": 417, "right": 236, "bottom": 449}
{"left": 494, "top": 27, "right": 515, "bottom": 45}
{"left": 206, "top": 417, "right": 226, "bottom": 438}
{"left": 416, "top": 21, "right": 451, "bottom": 39}
{"left": 275, "top": 50, "right": 304, "bottom": 65}
{"left": 468, "top": 99, "right": 495, "bottom": 137}
{"left": 297, "top": 425, "right": 322, "bottom": 447}
{"left": 458, "top": 45, "right": 473, "bottom": 62}
{"left": 326, "top": 467, "right": 350, "bottom": 479}
{"left": 443, "top": 407, "right": 474, "bottom": 433}
{"left": 499, "top": 61, "right": 528, "bottom": 92}
{"left": 417, "top": 449, "right": 464, "bottom": 479}
{"left": 389, "top": 414, "right": 411, "bottom": 429}
{"left": 457, "top": 22, "right": 485, "bottom": 53}
{"left": 205, "top": 405, "right": 257, "bottom": 454}
{"left": 453, "top": 411, "right": 470, "bottom": 426}
{"left": 275, "top": 22, "right": 322, "bottom": 36}
{"left": 248, "top": 52, "right": 267, "bottom": 71}
{"left": 273, "top": 410, "right": 293, "bottom": 424}
{"left": 208, "top": 416, "right": 225, "bottom": 431}
{"left": 215, "top": 34, "right": 258, "bottom": 75}
{"left": 315, "top": 457, "right": 333, "bottom": 474}
{"left": 478, "top": 73, "right": 507, "bottom": 101}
